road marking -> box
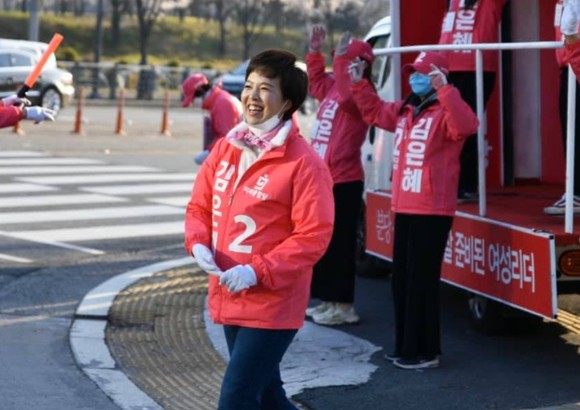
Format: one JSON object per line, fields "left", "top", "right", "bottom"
{"left": 0, "top": 194, "right": 127, "bottom": 208}
{"left": 147, "top": 196, "right": 189, "bottom": 207}
{"left": 0, "top": 205, "right": 184, "bottom": 224}
{"left": 13, "top": 221, "right": 184, "bottom": 242}
{"left": 0, "top": 165, "right": 159, "bottom": 175}
{"left": 81, "top": 182, "right": 193, "bottom": 195}
{"left": 0, "top": 183, "right": 58, "bottom": 193}
{"left": 18, "top": 173, "right": 196, "bottom": 185}
{"left": 0, "top": 253, "right": 33, "bottom": 263}
{"left": 0, "top": 230, "right": 104, "bottom": 255}
{"left": 0, "top": 158, "right": 103, "bottom": 165}
{"left": 0, "top": 151, "right": 47, "bottom": 157}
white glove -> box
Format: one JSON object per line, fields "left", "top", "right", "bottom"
{"left": 24, "top": 106, "right": 56, "bottom": 123}
{"left": 309, "top": 25, "right": 326, "bottom": 53}
{"left": 429, "top": 64, "right": 448, "bottom": 90}
{"left": 348, "top": 57, "right": 366, "bottom": 83}
{"left": 2, "top": 94, "right": 30, "bottom": 107}
{"left": 192, "top": 244, "right": 222, "bottom": 276}
{"left": 220, "top": 264, "right": 257, "bottom": 293}
{"left": 561, "top": 0, "right": 580, "bottom": 36}
{"left": 335, "top": 31, "right": 351, "bottom": 57}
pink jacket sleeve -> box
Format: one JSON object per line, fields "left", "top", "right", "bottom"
{"left": 567, "top": 41, "right": 580, "bottom": 80}
{"left": 306, "top": 52, "right": 334, "bottom": 101}
{"left": 350, "top": 79, "right": 404, "bottom": 132}
{"left": 437, "top": 85, "right": 480, "bottom": 140}
{"left": 0, "top": 106, "right": 24, "bottom": 129}
{"left": 211, "top": 98, "right": 240, "bottom": 141}
{"left": 184, "top": 139, "right": 225, "bottom": 253}
{"left": 332, "top": 55, "right": 361, "bottom": 114}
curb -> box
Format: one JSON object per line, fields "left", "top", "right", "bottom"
{"left": 69, "top": 257, "right": 193, "bottom": 410}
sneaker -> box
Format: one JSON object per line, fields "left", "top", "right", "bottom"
{"left": 457, "top": 190, "right": 478, "bottom": 204}
{"left": 194, "top": 150, "right": 210, "bottom": 165}
{"left": 393, "top": 356, "right": 440, "bottom": 370}
{"left": 543, "top": 193, "right": 580, "bottom": 215}
{"left": 384, "top": 351, "right": 402, "bottom": 362}
{"left": 312, "top": 303, "right": 360, "bottom": 326}
{"left": 305, "top": 302, "right": 331, "bottom": 318}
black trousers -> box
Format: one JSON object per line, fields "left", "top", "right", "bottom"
{"left": 448, "top": 71, "right": 496, "bottom": 194}
{"left": 392, "top": 213, "right": 453, "bottom": 359}
{"left": 559, "top": 66, "right": 580, "bottom": 196}
{"left": 310, "top": 180, "right": 364, "bottom": 303}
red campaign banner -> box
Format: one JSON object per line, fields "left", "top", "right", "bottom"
{"left": 365, "top": 191, "right": 557, "bottom": 318}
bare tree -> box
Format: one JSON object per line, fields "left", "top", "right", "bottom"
{"left": 232, "top": 0, "right": 273, "bottom": 60}
{"left": 109, "top": 0, "right": 131, "bottom": 51}
{"left": 135, "top": 0, "right": 164, "bottom": 65}
{"left": 206, "top": 0, "right": 235, "bottom": 57}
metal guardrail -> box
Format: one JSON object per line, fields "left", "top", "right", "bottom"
{"left": 59, "top": 61, "right": 219, "bottom": 101}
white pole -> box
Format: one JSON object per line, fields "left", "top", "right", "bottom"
{"left": 476, "top": 49, "right": 486, "bottom": 217}
{"left": 391, "top": 0, "right": 402, "bottom": 101}
{"left": 565, "top": 65, "right": 576, "bottom": 233}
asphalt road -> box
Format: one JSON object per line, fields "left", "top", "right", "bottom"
{"left": 0, "top": 103, "right": 579, "bottom": 410}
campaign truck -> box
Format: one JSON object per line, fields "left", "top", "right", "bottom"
{"left": 360, "top": 2, "right": 580, "bottom": 332}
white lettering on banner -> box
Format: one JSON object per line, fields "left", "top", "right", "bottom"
{"left": 451, "top": 5, "right": 476, "bottom": 53}
{"left": 375, "top": 209, "right": 393, "bottom": 245}
{"left": 443, "top": 230, "right": 537, "bottom": 292}
{"left": 212, "top": 160, "right": 235, "bottom": 248}
{"left": 401, "top": 118, "right": 432, "bottom": 193}
{"left": 441, "top": 11, "right": 455, "bottom": 33}
{"left": 311, "top": 100, "right": 339, "bottom": 159}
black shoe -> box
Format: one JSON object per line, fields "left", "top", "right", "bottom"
{"left": 393, "top": 356, "right": 440, "bottom": 370}
{"left": 457, "top": 190, "right": 478, "bottom": 204}
{"left": 384, "top": 352, "right": 402, "bottom": 362}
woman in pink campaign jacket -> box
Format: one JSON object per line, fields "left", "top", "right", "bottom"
{"left": 545, "top": 0, "right": 580, "bottom": 214}
{"left": 0, "top": 94, "right": 55, "bottom": 128}
{"left": 184, "top": 49, "right": 334, "bottom": 410}
{"left": 182, "top": 73, "right": 243, "bottom": 165}
{"left": 305, "top": 27, "right": 373, "bottom": 326}
{"left": 348, "top": 51, "right": 479, "bottom": 370}
{"left": 439, "top": 0, "right": 507, "bottom": 203}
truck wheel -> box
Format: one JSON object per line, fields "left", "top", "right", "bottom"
{"left": 467, "top": 294, "right": 505, "bottom": 334}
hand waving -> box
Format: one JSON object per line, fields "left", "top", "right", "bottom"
{"left": 428, "top": 64, "right": 448, "bottom": 90}
{"left": 335, "top": 31, "right": 352, "bottom": 57}
{"left": 309, "top": 25, "right": 326, "bottom": 53}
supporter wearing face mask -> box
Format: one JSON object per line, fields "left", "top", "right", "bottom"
{"left": 347, "top": 51, "right": 479, "bottom": 370}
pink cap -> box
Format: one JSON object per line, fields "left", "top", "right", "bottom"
{"left": 345, "top": 40, "right": 375, "bottom": 64}
{"left": 181, "top": 74, "right": 209, "bottom": 107}
{"left": 403, "top": 51, "right": 449, "bottom": 75}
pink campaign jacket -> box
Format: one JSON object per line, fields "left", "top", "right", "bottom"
{"left": 555, "top": 0, "right": 580, "bottom": 67}
{"left": 307, "top": 52, "right": 369, "bottom": 184}
{"left": 0, "top": 106, "right": 24, "bottom": 128}
{"left": 184, "top": 119, "right": 334, "bottom": 330}
{"left": 351, "top": 81, "right": 479, "bottom": 216}
{"left": 202, "top": 87, "right": 243, "bottom": 150}
{"left": 438, "top": 0, "right": 507, "bottom": 72}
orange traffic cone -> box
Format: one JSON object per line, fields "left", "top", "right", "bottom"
{"left": 160, "top": 89, "right": 171, "bottom": 137}
{"left": 115, "top": 88, "right": 126, "bottom": 136}
{"left": 71, "top": 87, "right": 84, "bottom": 135}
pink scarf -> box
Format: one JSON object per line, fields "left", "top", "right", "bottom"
{"left": 228, "top": 122, "right": 284, "bottom": 151}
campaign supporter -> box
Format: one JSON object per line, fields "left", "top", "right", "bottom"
{"left": 0, "top": 94, "right": 55, "bottom": 128}
{"left": 545, "top": 0, "right": 580, "bottom": 214}
{"left": 305, "top": 27, "right": 372, "bottom": 326}
{"left": 348, "top": 51, "right": 479, "bottom": 370}
{"left": 439, "top": 0, "right": 507, "bottom": 203}
{"left": 184, "top": 49, "right": 334, "bottom": 409}
{"left": 182, "top": 73, "right": 242, "bottom": 165}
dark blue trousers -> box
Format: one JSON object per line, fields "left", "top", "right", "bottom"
{"left": 218, "top": 325, "right": 299, "bottom": 410}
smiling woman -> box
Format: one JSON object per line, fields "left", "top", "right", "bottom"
{"left": 184, "top": 49, "right": 335, "bottom": 410}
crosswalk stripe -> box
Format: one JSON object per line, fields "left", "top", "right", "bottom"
{"left": 0, "top": 194, "right": 127, "bottom": 208}
{"left": 0, "top": 230, "right": 104, "bottom": 255}
{"left": 0, "top": 158, "right": 104, "bottom": 165}
{"left": 148, "top": 196, "right": 190, "bottom": 207}
{"left": 0, "top": 151, "right": 47, "bottom": 157}
{"left": 0, "top": 183, "right": 58, "bottom": 193}
{"left": 0, "top": 253, "right": 33, "bottom": 263}
{"left": 81, "top": 183, "right": 193, "bottom": 195}
{"left": 18, "top": 173, "right": 196, "bottom": 185}
{"left": 0, "top": 165, "right": 159, "bottom": 175}
{"left": 12, "top": 222, "right": 184, "bottom": 242}
{"left": 0, "top": 205, "right": 183, "bottom": 224}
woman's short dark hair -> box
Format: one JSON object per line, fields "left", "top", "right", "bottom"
{"left": 246, "top": 49, "right": 308, "bottom": 121}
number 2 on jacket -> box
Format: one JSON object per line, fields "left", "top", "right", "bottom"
{"left": 229, "top": 214, "right": 256, "bottom": 254}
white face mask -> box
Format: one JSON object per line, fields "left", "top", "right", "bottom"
{"left": 247, "top": 101, "right": 289, "bottom": 134}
